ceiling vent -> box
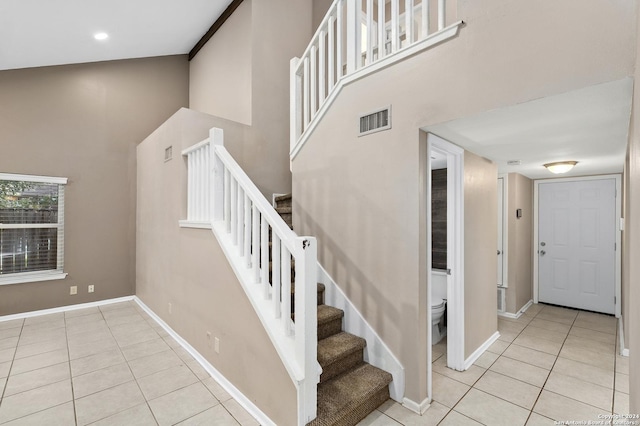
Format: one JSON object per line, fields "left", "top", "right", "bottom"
{"left": 359, "top": 106, "right": 391, "bottom": 136}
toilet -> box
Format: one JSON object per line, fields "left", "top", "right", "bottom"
{"left": 431, "top": 297, "right": 447, "bottom": 345}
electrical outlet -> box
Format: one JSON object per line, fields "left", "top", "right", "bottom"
{"left": 168, "top": 303, "right": 172, "bottom": 314}
{"left": 70, "top": 286, "right": 77, "bottom": 295}
{"left": 88, "top": 285, "right": 94, "bottom": 293}
{"left": 214, "top": 337, "right": 220, "bottom": 354}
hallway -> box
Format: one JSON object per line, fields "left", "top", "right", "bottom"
{"left": 359, "top": 303, "right": 631, "bottom": 425}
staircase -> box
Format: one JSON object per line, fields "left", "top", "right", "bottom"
{"left": 274, "top": 194, "right": 393, "bottom": 426}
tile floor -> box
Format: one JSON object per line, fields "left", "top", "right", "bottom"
{"left": 0, "top": 301, "right": 259, "bottom": 425}
{"left": 358, "top": 303, "right": 634, "bottom": 426}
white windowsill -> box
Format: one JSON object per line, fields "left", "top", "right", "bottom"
{"left": 0, "top": 271, "right": 68, "bottom": 286}
{"left": 178, "top": 220, "right": 212, "bottom": 229}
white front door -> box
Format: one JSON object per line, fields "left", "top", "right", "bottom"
{"left": 538, "top": 179, "right": 616, "bottom": 314}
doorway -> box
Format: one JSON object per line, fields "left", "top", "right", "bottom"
{"left": 533, "top": 175, "right": 622, "bottom": 316}
{"left": 426, "top": 133, "right": 465, "bottom": 405}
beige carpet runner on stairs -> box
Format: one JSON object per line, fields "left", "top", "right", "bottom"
{"left": 273, "top": 194, "right": 392, "bottom": 426}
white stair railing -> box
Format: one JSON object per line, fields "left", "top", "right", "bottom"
{"left": 290, "top": 0, "right": 463, "bottom": 159}
{"left": 182, "top": 129, "right": 319, "bottom": 425}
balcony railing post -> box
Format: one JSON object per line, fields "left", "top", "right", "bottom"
{"left": 210, "top": 128, "right": 224, "bottom": 222}
{"left": 345, "top": 0, "right": 359, "bottom": 74}
{"left": 290, "top": 57, "right": 302, "bottom": 156}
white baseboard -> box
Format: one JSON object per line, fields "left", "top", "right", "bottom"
{"left": 0, "top": 296, "right": 274, "bottom": 426}
{"left": 497, "top": 299, "right": 533, "bottom": 320}
{"left": 133, "top": 297, "right": 276, "bottom": 426}
{"left": 618, "top": 318, "right": 630, "bottom": 357}
{"left": 464, "top": 331, "right": 500, "bottom": 370}
{"left": 0, "top": 296, "right": 135, "bottom": 322}
{"left": 402, "top": 397, "right": 430, "bottom": 415}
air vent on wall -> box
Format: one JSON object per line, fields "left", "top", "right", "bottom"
{"left": 165, "top": 146, "right": 173, "bottom": 162}
{"left": 359, "top": 106, "right": 391, "bottom": 136}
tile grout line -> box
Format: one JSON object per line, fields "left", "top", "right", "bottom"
{"left": 63, "top": 311, "right": 79, "bottom": 426}
{"left": 100, "top": 302, "right": 160, "bottom": 426}
{"left": 0, "top": 319, "right": 24, "bottom": 421}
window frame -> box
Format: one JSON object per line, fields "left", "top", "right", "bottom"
{"left": 0, "top": 173, "right": 68, "bottom": 285}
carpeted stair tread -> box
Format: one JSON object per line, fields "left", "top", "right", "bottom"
{"left": 318, "top": 332, "right": 365, "bottom": 366}
{"left": 276, "top": 206, "right": 292, "bottom": 214}
{"left": 274, "top": 193, "right": 292, "bottom": 203}
{"left": 317, "top": 305, "right": 344, "bottom": 325}
{"left": 308, "top": 364, "right": 392, "bottom": 426}
{"left": 318, "top": 332, "right": 366, "bottom": 383}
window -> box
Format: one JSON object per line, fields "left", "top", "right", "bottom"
{"left": 0, "top": 173, "right": 68, "bottom": 285}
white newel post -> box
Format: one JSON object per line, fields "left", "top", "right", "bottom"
{"left": 210, "top": 128, "right": 224, "bottom": 223}
{"left": 295, "top": 236, "right": 318, "bottom": 424}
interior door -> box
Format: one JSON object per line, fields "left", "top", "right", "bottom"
{"left": 538, "top": 179, "right": 616, "bottom": 314}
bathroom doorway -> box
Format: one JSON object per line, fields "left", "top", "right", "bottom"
{"left": 426, "top": 133, "right": 465, "bottom": 402}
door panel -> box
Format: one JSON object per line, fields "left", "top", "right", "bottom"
{"left": 538, "top": 179, "right": 616, "bottom": 314}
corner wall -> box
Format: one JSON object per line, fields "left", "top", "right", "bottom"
{"left": 0, "top": 56, "right": 188, "bottom": 315}
{"left": 189, "top": 0, "right": 313, "bottom": 197}
{"left": 136, "top": 108, "right": 297, "bottom": 426}
{"left": 505, "top": 173, "right": 533, "bottom": 314}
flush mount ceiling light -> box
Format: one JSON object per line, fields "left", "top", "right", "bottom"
{"left": 94, "top": 32, "right": 109, "bottom": 41}
{"left": 543, "top": 161, "right": 578, "bottom": 174}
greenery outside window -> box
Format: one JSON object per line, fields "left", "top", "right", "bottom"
{"left": 0, "top": 173, "right": 68, "bottom": 285}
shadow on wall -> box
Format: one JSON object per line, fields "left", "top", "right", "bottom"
{"left": 292, "top": 158, "right": 410, "bottom": 358}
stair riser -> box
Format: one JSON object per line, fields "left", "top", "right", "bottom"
{"left": 332, "top": 388, "right": 390, "bottom": 426}
{"left": 275, "top": 198, "right": 292, "bottom": 209}
{"left": 320, "top": 354, "right": 363, "bottom": 384}
{"left": 318, "top": 318, "right": 343, "bottom": 340}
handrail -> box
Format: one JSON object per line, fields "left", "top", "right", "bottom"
{"left": 182, "top": 128, "right": 319, "bottom": 425}
{"left": 290, "top": 0, "right": 461, "bottom": 159}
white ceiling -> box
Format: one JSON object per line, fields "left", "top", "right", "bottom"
{"left": 427, "top": 78, "right": 634, "bottom": 179}
{"left": 0, "top": 0, "right": 233, "bottom": 71}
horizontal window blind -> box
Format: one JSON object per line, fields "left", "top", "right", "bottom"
{"left": 0, "top": 175, "right": 66, "bottom": 278}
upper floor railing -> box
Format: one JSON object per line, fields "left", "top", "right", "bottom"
{"left": 182, "top": 129, "right": 319, "bottom": 425}
{"left": 290, "top": 0, "right": 463, "bottom": 159}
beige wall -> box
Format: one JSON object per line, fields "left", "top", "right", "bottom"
{"left": 463, "top": 152, "right": 498, "bottom": 358}
{"left": 136, "top": 108, "right": 297, "bottom": 425}
{"left": 189, "top": 0, "right": 252, "bottom": 125}
{"left": 0, "top": 56, "right": 188, "bottom": 315}
{"left": 291, "top": 0, "right": 634, "bottom": 403}
{"left": 505, "top": 173, "right": 533, "bottom": 314}
{"left": 627, "top": 1, "right": 640, "bottom": 413}
{"left": 189, "top": 0, "right": 313, "bottom": 197}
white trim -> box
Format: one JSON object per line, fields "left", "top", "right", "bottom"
{"left": 272, "top": 193, "right": 287, "bottom": 208}
{"left": 464, "top": 331, "right": 500, "bottom": 370}
{"left": 428, "top": 134, "right": 465, "bottom": 372}
{"left": 0, "top": 173, "right": 67, "bottom": 185}
{"left": 290, "top": 21, "right": 464, "bottom": 160}
{"left": 497, "top": 173, "right": 508, "bottom": 288}
{"left": 402, "top": 397, "right": 430, "bottom": 415}
{"left": 318, "top": 263, "right": 405, "bottom": 402}
{"left": 0, "top": 271, "right": 68, "bottom": 286}
{"left": 180, "top": 138, "right": 209, "bottom": 156}
{"left": 497, "top": 299, "right": 533, "bottom": 319}
{"left": 533, "top": 175, "right": 622, "bottom": 317}
{"left": 133, "top": 297, "right": 276, "bottom": 426}
{"left": 178, "top": 220, "right": 212, "bottom": 229}
{"left": 618, "top": 317, "right": 630, "bottom": 357}
{"left": 0, "top": 296, "right": 134, "bottom": 322}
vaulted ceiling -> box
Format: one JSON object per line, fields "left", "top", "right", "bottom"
{"left": 0, "top": 0, "right": 233, "bottom": 71}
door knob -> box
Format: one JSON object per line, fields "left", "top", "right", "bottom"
{"left": 540, "top": 250, "right": 546, "bottom": 256}
{"left": 497, "top": 250, "right": 501, "bottom": 255}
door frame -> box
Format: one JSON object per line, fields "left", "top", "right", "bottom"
{"left": 427, "top": 134, "right": 465, "bottom": 372}
{"left": 533, "top": 174, "right": 622, "bottom": 317}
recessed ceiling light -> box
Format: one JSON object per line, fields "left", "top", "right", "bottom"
{"left": 94, "top": 32, "right": 109, "bottom": 41}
